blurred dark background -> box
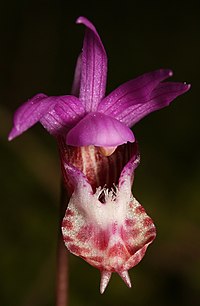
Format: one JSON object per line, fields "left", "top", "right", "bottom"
{"left": 0, "top": 0, "right": 200, "bottom": 305}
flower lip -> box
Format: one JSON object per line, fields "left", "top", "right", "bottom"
{"left": 62, "top": 142, "right": 155, "bottom": 292}
{"left": 66, "top": 112, "right": 135, "bottom": 147}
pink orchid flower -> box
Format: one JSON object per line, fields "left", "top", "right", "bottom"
{"left": 8, "top": 16, "right": 190, "bottom": 292}
{"left": 8, "top": 17, "right": 190, "bottom": 153}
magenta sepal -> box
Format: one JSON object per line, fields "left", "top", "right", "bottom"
{"left": 8, "top": 94, "right": 85, "bottom": 140}
{"left": 9, "top": 17, "right": 190, "bottom": 149}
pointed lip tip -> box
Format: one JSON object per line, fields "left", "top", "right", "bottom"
{"left": 100, "top": 284, "right": 107, "bottom": 295}
{"left": 100, "top": 280, "right": 109, "bottom": 294}
{"left": 127, "top": 282, "right": 132, "bottom": 288}
{"left": 100, "top": 271, "right": 112, "bottom": 294}
{"left": 100, "top": 287, "right": 105, "bottom": 295}
{"left": 118, "top": 270, "right": 132, "bottom": 288}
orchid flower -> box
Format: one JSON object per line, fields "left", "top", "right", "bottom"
{"left": 8, "top": 16, "right": 190, "bottom": 293}
{"left": 8, "top": 16, "right": 190, "bottom": 154}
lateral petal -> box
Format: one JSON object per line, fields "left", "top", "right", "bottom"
{"left": 76, "top": 16, "right": 107, "bottom": 112}
{"left": 117, "top": 82, "right": 191, "bottom": 127}
{"left": 66, "top": 112, "right": 135, "bottom": 147}
{"left": 98, "top": 69, "right": 173, "bottom": 117}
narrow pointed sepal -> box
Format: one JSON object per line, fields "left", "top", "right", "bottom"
{"left": 100, "top": 271, "right": 112, "bottom": 294}
{"left": 76, "top": 16, "right": 107, "bottom": 111}
{"left": 118, "top": 270, "right": 132, "bottom": 288}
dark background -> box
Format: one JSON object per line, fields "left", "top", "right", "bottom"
{"left": 0, "top": 0, "right": 200, "bottom": 305}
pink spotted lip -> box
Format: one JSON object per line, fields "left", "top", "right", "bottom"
{"left": 61, "top": 146, "right": 156, "bottom": 293}
{"left": 62, "top": 184, "right": 156, "bottom": 293}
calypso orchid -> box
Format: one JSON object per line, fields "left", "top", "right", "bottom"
{"left": 8, "top": 17, "right": 190, "bottom": 293}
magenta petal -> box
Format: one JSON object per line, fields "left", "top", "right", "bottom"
{"left": 66, "top": 112, "right": 135, "bottom": 147}
{"left": 76, "top": 16, "right": 107, "bottom": 112}
{"left": 8, "top": 93, "right": 55, "bottom": 140}
{"left": 150, "top": 82, "right": 191, "bottom": 105}
{"left": 40, "top": 95, "right": 85, "bottom": 135}
{"left": 118, "top": 82, "right": 191, "bottom": 127}
{"left": 9, "top": 94, "right": 85, "bottom": 140}
{"left": 98, "top": 69, "right": 173, "bottom": 117}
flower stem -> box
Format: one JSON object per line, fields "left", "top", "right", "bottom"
{"left": 56, "top": 183, "right": 69, "bottom": 306}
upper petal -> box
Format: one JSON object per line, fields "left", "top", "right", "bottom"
{"left": 76, "top": 16, "right": 107, "bottom": 112}
{"left": 66, "top": 112, "right": 135, "bottom": 147}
